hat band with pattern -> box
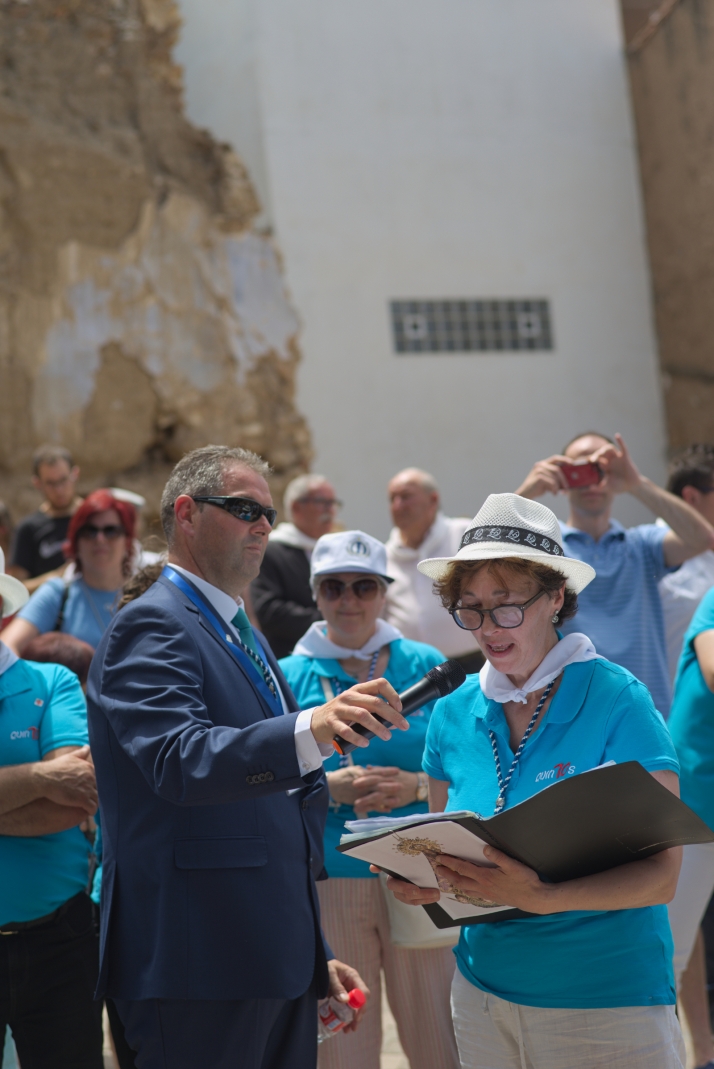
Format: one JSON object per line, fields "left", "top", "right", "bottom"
{"left": 460, "top": 525, "right": 564, "bottom": 557}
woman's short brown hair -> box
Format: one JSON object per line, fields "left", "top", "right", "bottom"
{"left": 435, "top": 557, "right": 578, "bottom": 623}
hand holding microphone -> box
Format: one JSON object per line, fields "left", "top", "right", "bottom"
{"left": 309, "top": 677, "right": 408, "bottom": 750}
{"left": 309, "top": 660, "right": 468, "bottom": 755}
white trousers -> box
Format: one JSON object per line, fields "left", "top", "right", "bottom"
{"left": 667, "top": 841, "right": 714, "bottom": 986}
{"left": 450, "top": 969, "right": 685, "bottom": 1069}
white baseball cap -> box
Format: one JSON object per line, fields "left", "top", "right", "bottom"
{"left": 0, "top": 547, "right": 30, "bottom": 618}
{"left": 310, "top": 530, "right": 394, "bottom": 590}
{"left": 417, "top": 493, "right": 595, "bottom": 594}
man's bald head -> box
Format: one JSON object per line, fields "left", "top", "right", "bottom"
{"left": 388, "top": 468, "right": 440, "bottom": 549}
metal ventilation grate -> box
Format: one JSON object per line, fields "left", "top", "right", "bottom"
{"left": 390, "top": 299, "right": 553, "bottom": 353}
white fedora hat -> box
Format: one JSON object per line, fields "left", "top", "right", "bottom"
{"left": 0, "top": 547, "right": 29, "bottom": 618}
{"left": 417, "top": 493, "right": 596, "bottom": 594}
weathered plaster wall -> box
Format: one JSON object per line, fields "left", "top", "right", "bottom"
{"left": 626, "top": 0, "right": 714, "bottom": 449}
{"left": 0, "top": 0, "right": 311, "bottom": 523}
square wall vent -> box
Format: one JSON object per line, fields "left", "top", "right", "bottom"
{"left": 390, "top": 299, "right": 553, "bottom": 353}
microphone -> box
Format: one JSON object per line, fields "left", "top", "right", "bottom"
{"left": 332, "top": 659, "right": 468, "bottom": 757}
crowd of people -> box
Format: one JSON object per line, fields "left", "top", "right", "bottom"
{"left": 2, "top": 434, "right": 714, "bottom": 1068}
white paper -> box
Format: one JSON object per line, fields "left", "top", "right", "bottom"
{"left": 343, "top": 820, "right": 512, "bottom": 919}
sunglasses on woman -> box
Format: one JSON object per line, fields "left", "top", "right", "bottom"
{"left": 450, "top": 589, "right": 546, "bottom": 631}
{"left": 77, "top": 524, "right": 126, "bottom": 541}
{"left": 191, "top": 496, "right": 278, "bottom": 527}
{"left": 318, "top": 577, "right": 381, "bottom": 602}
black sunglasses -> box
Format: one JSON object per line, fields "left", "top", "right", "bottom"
{"left": 191, "top": 496, "right": 277, "bottom": 527}
{"left": 319, "top": 577, "right": 381, "bottom": 602}
{"left": 450, "top": 589, "right": 546, "bottom": 631}
{"left": 77, "top": 524, "right": 125, "bottom": 541}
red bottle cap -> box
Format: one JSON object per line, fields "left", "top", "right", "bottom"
{"left": 347, "top": 988, "right": 366, "bottom": 1009}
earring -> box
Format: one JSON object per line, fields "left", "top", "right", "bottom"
{"left": 552, "top": 614, "right": 559, "bottom": 623}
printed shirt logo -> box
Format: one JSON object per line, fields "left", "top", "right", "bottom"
{"left": 535, "top": 761, "right": 575, "bottom": 783}
{"left": 11, "top": 726, "right": 39, "bottom": 741}
{"left": 34, "top": 698, "right": 44, "bottom": 707}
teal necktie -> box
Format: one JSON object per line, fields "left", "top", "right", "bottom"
{"left": 231, "top": 607, "right": 259, "bottom": 656}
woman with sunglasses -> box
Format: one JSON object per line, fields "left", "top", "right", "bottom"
{"left": 380, "top": 493, "right": 685, "bottom": 1069}
{"left": 280, "top": 530, "right": 459, "bottom": 1069}
{"left": 4, "top": 490, "right": 136, "bottom": 656}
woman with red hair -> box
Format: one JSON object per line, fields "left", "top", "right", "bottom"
{"left": 4, "top": 490, "right": 136, "bottom": 656}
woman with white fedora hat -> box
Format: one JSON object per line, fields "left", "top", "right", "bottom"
{"left": 281, "top": 530, "right": 459, "bottom": 1069}
{"left": 379, "top": 494, "right": 685, "bottom": 1069}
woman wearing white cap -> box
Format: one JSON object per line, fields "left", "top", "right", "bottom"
{"left": 380, "top": 495, "right": 685, "bottom": 1069}
{"left": 280, "top": 530, "right": 459, "bottom": 1069}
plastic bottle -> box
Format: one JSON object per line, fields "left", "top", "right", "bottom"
{"left": 317, "top": 988, "right": 367, "bottom": 1043}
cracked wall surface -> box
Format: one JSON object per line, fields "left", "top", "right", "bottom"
{"left": 0, "top": 0, "right": 311, "bottom": 524}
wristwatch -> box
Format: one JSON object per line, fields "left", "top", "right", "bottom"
{"left": 416, "top": 771, "right": 428, "bottom": 802}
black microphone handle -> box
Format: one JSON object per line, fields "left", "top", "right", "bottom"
{"left": 332, "top": 679, "right": 441, "bottom": 757}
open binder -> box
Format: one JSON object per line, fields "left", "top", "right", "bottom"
{"left": 337, "top": 761, "right": 714, "bottom": 928}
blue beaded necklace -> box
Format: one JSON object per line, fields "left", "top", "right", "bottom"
{"left": 333, "top": 650, "right": 380, "bottom": 769}
{"left": 488, "top": 678, "right": 555, "bottom": 815}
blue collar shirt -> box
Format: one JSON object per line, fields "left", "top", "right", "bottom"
{"left": 559, "top": 519, "right": 674, "bottom": 716}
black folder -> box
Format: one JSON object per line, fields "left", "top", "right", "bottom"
{"left": 337, "top": 761, "right": 714, "bottom": 928}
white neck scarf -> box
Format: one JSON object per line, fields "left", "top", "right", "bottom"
{"left": 269, "top": 522, "right": 317, "bottom": 556}
{"left": 480, "top": 632, "right": 599, "bottom": 705}
{"left": 294, "top": 618, "right": 404, "bottom": 661}
{"left": 0, "top": 641, "right": 19, "bottom": 679}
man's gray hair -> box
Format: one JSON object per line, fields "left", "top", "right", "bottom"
{"left": 161, "top": 445, "right": 271, "bottom": 544}
{"left": 284, "top": 473, "right": 332, "bottom": 515}
{"left": 391, "top": 467, "right": 439, "bottom": 494}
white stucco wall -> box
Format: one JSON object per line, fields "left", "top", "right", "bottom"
{"left": 175, "top": 0, "right": 665, "bottom": 537}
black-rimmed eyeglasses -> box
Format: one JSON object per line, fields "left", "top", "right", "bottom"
{"left": 191, "top": 496, "right": 278, "bottom": 527}
{"left": 450, "top": 589, "right": 546, "bottom": 631}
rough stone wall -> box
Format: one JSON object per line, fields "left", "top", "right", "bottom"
{"left": 625, "top": 0, "right": 714, "bottom": 450}
{"left": 0, "top": 0, "right": 312, "bottom": 526}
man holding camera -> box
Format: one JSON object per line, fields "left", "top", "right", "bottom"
{"left": 516, "top": 432, "right": 714, "bottom": 717}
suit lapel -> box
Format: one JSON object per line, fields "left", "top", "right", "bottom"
{"left": 158, "top": 575, "right": 277, "bottom": 721}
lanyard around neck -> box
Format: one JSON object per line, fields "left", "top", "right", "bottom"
{"left": 163, "top": 566, "right": 282, "bottom": 715}
{"left": 331, "top": 650, "right": 380, "bottom": 769}
{"left": 488, "top": 678, "right": 555, "bottom": 815}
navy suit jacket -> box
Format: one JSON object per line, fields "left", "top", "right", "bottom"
{"left": 87, "top": 573, "right": 331, "bottom": 1001}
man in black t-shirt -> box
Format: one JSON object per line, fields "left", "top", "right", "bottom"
{"left": 10, "top": 446, "right": 82, "bottom": 588}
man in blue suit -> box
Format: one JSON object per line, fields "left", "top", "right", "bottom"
{"left": 87, "top": 446, "right": 407, "bottom": 1069}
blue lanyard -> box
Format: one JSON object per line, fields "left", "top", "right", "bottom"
{"left": 163, "top": 566, "right": 283, "bottom": 717}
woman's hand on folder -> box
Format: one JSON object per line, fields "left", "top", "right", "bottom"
{"left": 370, "top": 867, "right": 442, "bottom": 906}
{"left": 433, "top": 849, "right": 547, "bottom": 912}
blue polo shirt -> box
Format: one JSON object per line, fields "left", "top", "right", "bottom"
{"left": 559, "top": 520, "right": 673, "bottom": 717}
{"left": 0, "top": 657, "right": 91, "bottom": 924}
{"left": 19, "top": 577, "right": 119, "bottom": 650}
{"left": 668, "top": 588, "right": 714, "bottom": 831}
{"left": 423, "top": 656, "right": 679, "bottom": 1008}
{"left": 280, "top": 637, "right": 443, "bottom": 878}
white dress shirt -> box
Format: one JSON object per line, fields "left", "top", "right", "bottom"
{"left": 169, "top": 565, "right": 331, "bottom": 775}
{"left": 384, "top": 513, "right": 473, "bottom": 657}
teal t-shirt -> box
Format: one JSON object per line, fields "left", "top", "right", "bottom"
{"left": 280, "top": 637, "right": 444, "bottom": 878}
{"left": 668, "top": 586, "right": 714, "bottom": 831}
{"left": 423, "top": 657, "right": 679, "bottom": 1009}
{"left": 0, "top": 658, "right": 91, "bottom": 924}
